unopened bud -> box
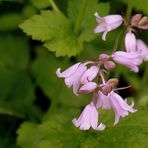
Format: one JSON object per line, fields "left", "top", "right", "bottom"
{"left": 104, "top": 61, "right": 116, "bottom": 70}
{"left": 131, "top": 14, "right": 142, "bottom": 26}
{"left": 101, "top": 78, "right": 119, "bottom": 95}
{"left": 131, "top": 14, "right": 148, "bottom": 30}
{"left": 99, "top": 53, "right": 110, "bottom": 61}
{"left": 138, "top": 16, "right": 148, "bottom": 25}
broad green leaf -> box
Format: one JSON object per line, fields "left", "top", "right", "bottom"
{"left": 17, "top": 108, "right": 148, "bottom": 148}
{"left": 19, "top": 10, "right": 83, "bottom": 57}
{"left": 0, "top": 36, "right": 38, "bottom": 118}
{"left": 0, "top": 36, "right": 29, "bottom": 69}
{"left": 67, "top": 0, "right": 110, "bottom": 42}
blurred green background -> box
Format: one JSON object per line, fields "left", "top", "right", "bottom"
{"left": 0, "top": 0, "right": 148, "bottom": 147}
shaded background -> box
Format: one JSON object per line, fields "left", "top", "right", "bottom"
{"left": 0, "top": 0, "right": 148, "bottom": 147}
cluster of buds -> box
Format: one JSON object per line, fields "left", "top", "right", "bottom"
{"left": 56, "top": 12, "right": 148, "bottom": 131}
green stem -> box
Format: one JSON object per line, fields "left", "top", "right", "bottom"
{"left": 125, "top": 2, "right": 133, "bottom": 23}
{"left": 74, "top": 0, "right": 88, "bottom": 35}
{"left": 49, "top": 0, "right": 60, "bottom": 12}
{"left": 142, "top": 63, "right": 148, "bottom": 85}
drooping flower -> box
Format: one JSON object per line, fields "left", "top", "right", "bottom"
{"left": 96, "top": 91, "right": 111, "bottom": 110}
{"left": 56, "top": 63, "right": 87, "bottom": 96}
{"left": 108, "top": 91, "right": 137, "bottom": 125}
{"left": 72, "top": 103, "right": 105, "bottom": 131}
{"left": 96, "top": 91, "right": 137, "bottom": 125}
{"left": 125, "top": 31, "right": 136, "bottom": 52}
{"left": 80, "top": 66, "right": 99, "bottom": 84}
{"left": 136, "top": 39, "right": 148, "bottom": 61}
{"left": 79, "top": 82, "right": 97, "bottom": 93}
{"left": 94, "top": 12, "right": 123, "bottom": 41}
{"left": 112, "top": 51, "right": 142, "bottom": 72}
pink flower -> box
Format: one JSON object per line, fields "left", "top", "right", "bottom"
{"left": 125, "top": 31, "right": 136, "bottom": 52}
{"left": 112, "top": 51, "right": 142, "bottom": 72}
{"left": 96, "top": 91, "right": 137, "bottom": 125}
{"left": 136, "top": 39, "right": 148, "bottom": 61}
{"left": 108, "top": 91, "right": 137, "bottom": 125}
{"left": 72, "top": 103, "right": 105, "bottom": 131}
{"left": 94, "top": 12, "right": 123, "bottom": 41}
{"left": 80, "top": 66, "right": 99, "bottom": 84}
{"left": 56, "top": 63, "right": 87, "bottom": 96}
{"left": 79, "top": 82, "right": 97, "bottom": 93}
{"left": 96, "top": 91, "right": 111, "bottom": 110}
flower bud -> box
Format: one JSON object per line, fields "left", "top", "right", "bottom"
{"left": 104, "top": 61, "right": 116, "bottom": 70}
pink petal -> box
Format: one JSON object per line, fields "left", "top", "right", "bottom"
{"left": 94, "top": 25, "right": 106, "bottom": 33}
{"left": 56, "top": 62, "right": 80, "bottom": 78}
{"left": 79, "top": 82, "right": 97, "bottom": 93}
{"left": 104, "top": 15, "right": 123, "bottom": 24}
{"left": 125, "top": 31, "right": 136, "bottom": 52}
{"left": 137, "top": 39, "right": 148, "bottom": 61}
{"left": 65, "top": 64, "right": 87, "bottom": 95}
{"left": 80, "top": 66, "right": 99, "bottom": 84}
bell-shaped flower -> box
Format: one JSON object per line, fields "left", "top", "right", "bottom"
{"left": 108, "top": 91, "right": 137, "bottom": 125}
{"left": 96, "top": 90, "right": 137, "bottom": 125}
{"left": 56, "top": 63, "right": 87, "bottom": 96}
{"left": 72, "top": 103, "right": 105, "bottom": 131}
{"left": 94, "top": 12, "right": 123, "bottom": 41}
{"left": 136, "top": 39, "right": 148, "bottom": 61}
{"left": 80, "top": 66, "right": 99, "bottom": 84}
{"left": 96, "top": 91, "right": 111, "bottom": 110}
{"left": 79, "top": 82, "right": 97, "bottom": 93}
{"left": 112, "top": 51, "right": 142, "bottom": 72}
{"left": 125, "top": 31, "right": 136, "bottom": 52}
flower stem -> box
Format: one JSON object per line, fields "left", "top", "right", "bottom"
{"left": 74, "top": 0, "right": 88, "bottom": 35}
{"left": 48, "top": 0, "right": 60, "bottom": 12}
{"left": 125, "top": 2, "right": 133, "bottom": 23}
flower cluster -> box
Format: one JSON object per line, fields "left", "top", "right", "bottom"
{"left": 56, "top": 12, "right": 148, "bottom": 131}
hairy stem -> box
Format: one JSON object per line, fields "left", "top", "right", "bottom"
{"left": 74, "top": 0, "right": 88, "bottom": 35}
{"left": 49, "top": 0, "right": 60, "bottom": 12}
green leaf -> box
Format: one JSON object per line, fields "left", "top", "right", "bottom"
{"left": 0, "top": 36, "right": 38, "bottom": 118}
{"left": 17, "top": 108, "right": 148, "bottom": 148}
{"left": 30, "top": 0, "right": 50, "bottom": 9}
{"left": 0, "top": 13, "right": 22, "bottom": 31}
{"left": 19, "top": 10, "right": 83, "bottom": 57}
{"left": 0, "top": 36, "right": 29, "bottom": 69}
{"left": 67, "top": 0, "right": 110, "bottom": 42}
{"left": 120, "top": 0, "right": 148, "bottom": 14}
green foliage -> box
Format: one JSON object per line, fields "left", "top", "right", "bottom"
{"left": 17, "top": 108, "right": 148, "bottom": 148}
{"left": 0, "top": 36, "right": 39, "bottom": 118}
{"left": 19, "top": 1, "right": 110, "bottom": 57}
{"left": 20, "top": 10, "right": 83, "bottom": 57}
{"left": 30, "top": 0, "right": 50, "bottom": 9}
{"left": 120, "top": 0, "right": 148, "bottom": 14}
{"left": 68, "top": 0, "right": 110, "bottom": 42}
{"left": 0, "top": 13, "right": 23, "bottom": 31}
{"left": 0, "top": 0, "right": 148, "bottom": 148}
